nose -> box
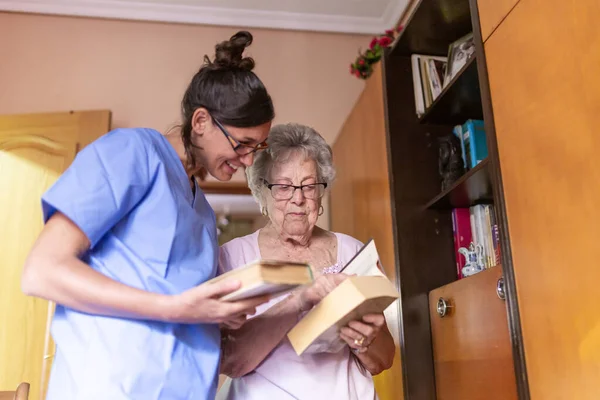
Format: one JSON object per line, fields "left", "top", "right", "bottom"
{"left": 290, "top": 186, "right": 305, "bottom": 204}
{"left": 239, "top": 152, "right": 254, "bottom": 167}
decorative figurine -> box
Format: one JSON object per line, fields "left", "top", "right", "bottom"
{"left": 438, "top": 134, "right": 465, "bottom": 191}
{"left": 459, "top": 242, "right": 485, "bottom": 277}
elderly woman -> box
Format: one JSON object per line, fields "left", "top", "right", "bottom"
{"left": 218, "top": 123, "right": 395, "bottom": 399}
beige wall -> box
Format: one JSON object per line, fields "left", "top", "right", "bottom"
{"left": 0, "top": 12, "right": 368, "bottom": 145}
{"left": 0, "top": 11, "right": 368, "bottom": 229}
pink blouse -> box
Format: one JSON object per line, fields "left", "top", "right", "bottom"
{"left": 217, "top": 230, "right": 379, "bottom": 400}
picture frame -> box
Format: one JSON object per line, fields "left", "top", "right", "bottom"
{"left": 443, "top": 33, "right": 475, "bottom": 88}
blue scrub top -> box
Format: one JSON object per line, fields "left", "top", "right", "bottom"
{"left": 41, "top": 128, "right": 220, "bottom": 400}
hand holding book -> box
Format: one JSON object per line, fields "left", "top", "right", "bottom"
{"left": 295, "top": 273, "right": 349, "bottom": 312}
{"left": 287, "top": 240, "right": 400, "bottom": 356}
{"left": 168, "top": 277, "right": 271, "bottom": 328}
{"left": 340, "top": 313, "right": 387, "bottom": 354}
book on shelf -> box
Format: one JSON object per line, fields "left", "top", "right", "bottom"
{"left": 453, "top": 204, "right": 501, "bottom": 279}
{"left": 452, "top": 208, "right": 472, "bottom": 279}
{"left": 206, "top": 260, "right": 314, "bottom": 301}
{"left": 287, "top": 240, "right": 400, "bottom": 355}
{"left": 452, "top": 119, "right": 488, "bottom": 170}
{"left": 411, "top": 54, "right": 448, "bottom": 116}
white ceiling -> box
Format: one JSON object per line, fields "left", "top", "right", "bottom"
{"left": 0, "top": 0, "right": 408, "bottom": 34}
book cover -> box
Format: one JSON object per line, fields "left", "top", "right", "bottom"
{"left": 206, "top": 260, "right": 313, "bottom": 301}
{"left": 462, "top": 119, "right": 488, "bottom": 168}
{"left": 452, "top": 208, "right": 472, "bottom": 279}
{"left": 287, "top": 275, "right": 399, "bottom": 356}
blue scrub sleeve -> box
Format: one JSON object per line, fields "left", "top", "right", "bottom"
{"left": 42, "top": 130, "right": 155, "bottom": 249}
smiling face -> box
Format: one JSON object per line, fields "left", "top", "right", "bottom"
{"left": 264, "top": 150, "right": 321, "bottom": 238}
{"left": 191, "top": 108, "right": 271, "bottom": 181}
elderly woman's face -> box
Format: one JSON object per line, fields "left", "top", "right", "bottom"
{"left": 265, "top": 151, "right": 321, "bottom": 237}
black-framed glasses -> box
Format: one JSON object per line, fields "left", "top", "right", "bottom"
{"left": 263, "top": 180, "right": 328, "bottom": 200}
{"left": 213, "top": 117, "right": 268, "bottom": 156}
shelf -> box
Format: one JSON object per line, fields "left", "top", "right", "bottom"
{"left": 198, "top": 181, "right": 251, "bottom": 195}
{"left": 391, "top": 0, "right": 473, "bottom": 57}
{"left": 419, "top": 56, "right": 483, "bottom": 125}
{"left": 423, "top": 158, "right": 493, "bottom": 210}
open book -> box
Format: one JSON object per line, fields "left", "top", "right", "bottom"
{"left": 205, "top": 260, "right": 313, "bottom": 301}
{"left": 287, "top": 239, "right": 401, "bottom": 356}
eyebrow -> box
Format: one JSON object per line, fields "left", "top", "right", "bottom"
{"left": 237, "top": 137, "right": 263, "bottom": 145}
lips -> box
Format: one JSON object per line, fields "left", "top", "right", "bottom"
{"left": 288, "top": 212, "right": 306, "bottom": 218}
{"left": 224, "top": 160, "right": 239, "bottom": 174}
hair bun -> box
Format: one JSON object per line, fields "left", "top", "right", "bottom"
{"left": 212, "top": 31, "right": 255, "bottom": 71}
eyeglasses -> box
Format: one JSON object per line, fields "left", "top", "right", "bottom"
{"left": 213, "top": 117, "right": 268, "bottom": 156}
{"left": 263, "top": 180, "right": 328, "bottom": 200}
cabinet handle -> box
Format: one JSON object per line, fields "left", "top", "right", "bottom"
{"left": 436, "top": 297, "right": 452, "bottom": 318}
{"left": 497, "top": 277, "right": 506, "bottom": 300}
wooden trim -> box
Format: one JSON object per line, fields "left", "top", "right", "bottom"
{"left": 380, "top": 54, "right": 409, "bottom": 400}
{"left": 381, "top": 52, "right": 456, "bottom": 399}
{"left": 198, "top": 181, "right": 251, "bottom": 195}
{"left": 469, "top": 0, "right": 530, "bottom": 398}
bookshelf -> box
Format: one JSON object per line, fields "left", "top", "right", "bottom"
{"left": 418, "top": 57, "right": 482, "bottom": 125}
{"left": 334, "top": 0, "right": 525, "bottom": 399}
{"left": 422, "top": 158, "right": 492, "bottom": 210}
{"left": 380, "top": 0, "right": 523, "bottom": 397}
{"left": 333, "top": 0, "right": 600, "bottom": 398}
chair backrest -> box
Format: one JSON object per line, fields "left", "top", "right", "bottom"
{"left": 0, "top": 382, "right": 30, "bottom": 400}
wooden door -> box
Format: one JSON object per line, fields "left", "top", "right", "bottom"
{"left": 429, "top": 267, "right": 517, "bottom": 399}
{"left": 484, "top": 0, "right": 600, "bottom": 398}
{"left": 0, "top": 110, "right": 110, "bottom": 400}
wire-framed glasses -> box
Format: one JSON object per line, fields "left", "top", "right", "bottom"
{"left": 213, "top": 117, "right": 268, "bottom": 156}
{"left": 263, "top": 180, "right": 328, "bottom": 200}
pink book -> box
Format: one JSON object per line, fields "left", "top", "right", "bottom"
{"left": 451, "top": 208, "right": 473, "bottom": 279}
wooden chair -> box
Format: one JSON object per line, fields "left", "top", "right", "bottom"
{"left": 0, "top": 382, "right": 30, "bottom": 400}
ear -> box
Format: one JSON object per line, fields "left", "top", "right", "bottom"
{"left": 191, "top": 107, "right": 211, "bottom": 137}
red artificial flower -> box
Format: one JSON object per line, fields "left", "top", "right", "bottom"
{"left": 396, "top": 25, "right": 404, "bottom": 32}
{"left": 358, "top": 58, "right": 365, "bottom": 66}
{"left": 378, "top": 36, "right": 392, "bottom": 47}
{"left": 369, "top": 37, "right": 378, "bottom": 50}
{"left": 354, "top": 70, "right": 361, "bottom": 77}
{"left": 385, "top": 29, "right": 395, "bottom": 37}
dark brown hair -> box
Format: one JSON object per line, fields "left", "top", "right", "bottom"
{"left": 180, "top": 31, "right": 275, "bottom": 169}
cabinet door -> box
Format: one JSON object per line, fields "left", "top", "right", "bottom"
{"left": 476, "top": 0, "right": 519, "bottom": 42}
{"left": 0, "top": 110, "right": 110, "bottom": 400}
{"left": 485, "top": 0, "right": 600, "bottom": 398}
{"left": 429, "top": 267, "right": 517, "bottom": 400}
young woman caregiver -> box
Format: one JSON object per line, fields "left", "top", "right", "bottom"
{"left": 21, "top": 31, "right": 274, "bottom": 400}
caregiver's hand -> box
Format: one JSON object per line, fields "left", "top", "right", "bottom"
{"left": 169, "top": 279, "right": 270, "bottom": 327}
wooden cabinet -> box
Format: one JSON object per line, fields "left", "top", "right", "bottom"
{"left": 331, "top": 0, "right": 599, "bottom": 398}
{"left": 429, "top": 267, "right": 517, "bottom": 400}
{"left": 484, "top": 0, "right": 600, "bottom": 398}
{"left": 331, "top": 65, "right": 404, "bottom": 400}
{"left": 476, "top": 0, "right": 519, "bottom": 42}
{"left": 0, "top": 110, "right": 110, "bottom": 400}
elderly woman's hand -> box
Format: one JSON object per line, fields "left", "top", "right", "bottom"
{"left": 339, "top": 313, "right": 386, "bottom": 354}
{"left": 295, "top": 273, "right": 348, "bottom": 312}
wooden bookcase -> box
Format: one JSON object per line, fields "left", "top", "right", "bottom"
{"left": 333, "top": 0, "right": 600, "bottom": 399}
{"left": 376, "top": 1, "right": 524, "bottom": 397}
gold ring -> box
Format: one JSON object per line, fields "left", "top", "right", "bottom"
{"left": 353, "top": 336, "right": 365, "bottom": 346}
